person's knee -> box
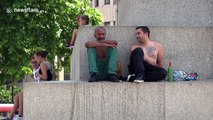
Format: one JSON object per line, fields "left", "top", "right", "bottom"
{"left": 87, "top": 48, "right": 97, "bottom": 55}
{"left": 108, "top": 47, "right": 117, "bottom": 53}
{"left": 131, "top": 47, "right": 144, "bottom": 55}
{"left": 14, "top": 95, "right": 19, "bottom": 102}
{"left": 19, "top": 92, "right": 23, "bottom": 99}
{"left": 107, "top": 48, "right": 118, "bottom": 58}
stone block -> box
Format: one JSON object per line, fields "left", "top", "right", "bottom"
{"left": 24, "top": 80, "right": 213, "bottom": 120}
{"left": 117, "top": 0, "right": 213, "bottom": 26}
{"left": 165, "top": 81, "right": 213, "bottom": 120}
{"left": 24, "top": 81, "right": 164, "bottom": 120}
{"left": 74, "top": 26, "right": 213, "bottom": 80}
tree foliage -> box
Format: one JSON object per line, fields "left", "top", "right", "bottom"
{"left": 0, "top": 85, "right": 21, "bottom": 103}
{"left": 0, "top": 0, "right": 103, "bottom": 84}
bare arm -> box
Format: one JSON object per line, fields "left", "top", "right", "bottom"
{"left": 156, "top": 44, "right": 164, "bottom": 68}
{"left": 38, "top": 63, "right": 48, "bottom": 80}
{"left": 85, "top": 40, "right": 117, "bottom": 48}
{"left": 144, "top": 55, "right": 158, "bottom": 66}
{"left": 18, "top": 92, "right": 23, "bottom": 116}
{"left": 9, "top": 93, "right": 20, "bottom": 119}
{"left": 98, "top": 40, "right": 117, "bottom": 46}
{"left": 69, "top": 29, "right": 78, "bottom": 45}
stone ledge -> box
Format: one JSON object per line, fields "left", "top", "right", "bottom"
{"left": 24, "top": 80, "right": 213, "bottom": 120}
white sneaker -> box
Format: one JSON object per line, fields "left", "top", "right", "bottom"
{"left": 13, "top": 115, "right": 23, "bottom": 120}
{"left": 127, "top": 74, "right": 135, "bottom": 82}
{"left": 66, "top": 46, "right": 74, "bottom": 49}
{"left": 134, "top": 79, "right": 144, "bottom": 83}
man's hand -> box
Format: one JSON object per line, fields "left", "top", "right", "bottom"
{"left": 144, "top": 55, "right": 158, "bottom": 66}
{"left": 99, "top": 40, "right": 117, "bottom": 46}
{"left": 85, "top": 40, "right": 117, "bottom": 48}
{"left": 104, "top": 43, "right": 117, "bottom": 48}
{"left": 142, "top": 47, "right": 158, "bottom": 66}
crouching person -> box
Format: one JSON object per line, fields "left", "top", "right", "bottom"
{"left": 85, "top": 26, "right": 119, "bottom": 82}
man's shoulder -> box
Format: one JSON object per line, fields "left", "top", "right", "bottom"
{"left": 130, "top": 44, "right": 141, "bottom": 51}
{"left": 151, "top": 41, "right": 163, "bottom": 47}
{"left": 131, "top": 43, "right": 140, "bottom": 47}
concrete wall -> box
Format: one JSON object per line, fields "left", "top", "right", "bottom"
{"left": 117, "top": 0, "right": 213, "bottom": 26}
{"left": 73, "top": 26, "right": 213, "bottom": 80}
{"left": 24, "top": 80, "right": 213, "bottom": 120}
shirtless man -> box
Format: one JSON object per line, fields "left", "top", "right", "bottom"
{"left": 85, "top": 26, "right": 119, "bottom": 82}
{"left": 128, "top": 26, "right": 167, "bottom": 83}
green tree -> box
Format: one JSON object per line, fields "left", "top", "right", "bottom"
{"left": 0, "top": 0, "right": 103, "bottom": 84}
{"left": 0, "top": 85, "right": 21, "bottom": 103}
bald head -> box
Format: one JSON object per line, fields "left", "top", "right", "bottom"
{"left": 94, "top": 26, "right": 106, "bottom": 41}
{"left": 94, "top": 26, "right": 106, "bottom": 34}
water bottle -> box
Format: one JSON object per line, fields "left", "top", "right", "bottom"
{"left": 167, "top": 61, "right": 173, "bottom": 82}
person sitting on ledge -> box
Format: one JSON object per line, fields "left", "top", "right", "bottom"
{"left": 9, "top": 57, "right": 39, "bottom": 120}
{"left": 68, "top": 15, "right": 90, "bottom": 48}
{"left": 34, "top": 50, "right": 55, "bottom": 81}
{"left": 128, "top": 26, "right": 167, "bottom": 83}
{"left": 85, "top": 26, "right": 119, "bottom": 82}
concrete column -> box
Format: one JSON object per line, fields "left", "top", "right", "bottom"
{"left": 110, "top": 0, "right": 113, "bottom": 6}
{"left": 55, "top": 56, "right": 64, "bottom": 81}
{"left": 70, "top": 31, "right": 80, "bottom": 80}
{"left": 117, "top": 0, "right": 213, "bottom": 26}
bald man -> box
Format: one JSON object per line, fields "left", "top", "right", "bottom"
{"left": 85, "top": 26, "right": 119, "bottom": 82}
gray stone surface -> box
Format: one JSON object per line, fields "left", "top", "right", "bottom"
{"left": 117, "top": 0, "right": 213, "bottom": 26}
{"left": 24, "top": 80, "right": 213, "bottom": 120}
{"left": 75, "top": 26, "right": 213, "bottom": 80}
{"left": 24, "top": 81, "right": 164, "bottom": 120}
{"left": 165, "top": 81, "right": 213, "bottom": 120}
{"left": 24, "top": 82, "right": 73, "bottom": 119}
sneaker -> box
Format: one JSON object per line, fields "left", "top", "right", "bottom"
{"left": 65, "top": 43, "right": 74, "bottom": 49}
{"left": 65, "top": 43, "right": 70, "bottom": 47}
{"left": 108, "top": 74, "right": 120, "bottom": 82}
{"left": 127, "top": 74, "right": 136, "bottom": 82}
{"left": 134, "top": 73, "right": 145, "bottom": 83}
{"left": 13, "top": 115, "right": 23, "bottom": 120}
{"left": 134, "top": 79, "right": 144, "bottom": 83}
{"left": 65, "top": 45, "right": 74, "bottom": 49}
{"left": 88, "top": 73, "right": 98, "bottom": 82}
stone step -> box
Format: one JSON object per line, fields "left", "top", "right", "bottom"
{"left": 24, "top": 80, "right": 213, "bottom": 120}
{"left": 72, "top": 26, "right": 213, "bottom": 80}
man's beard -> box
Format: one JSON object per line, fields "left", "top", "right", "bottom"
{"left": 137, "top": 38, "right": 145, "bottom": 44}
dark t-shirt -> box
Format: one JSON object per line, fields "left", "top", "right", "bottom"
{"left": 39, "top": 62, "right": 54, "bottom": 81}
{"left": 39, "top": 69, "right": 53, "bottom": 81}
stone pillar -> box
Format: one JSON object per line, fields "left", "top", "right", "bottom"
{"left": 117, "top": 0, "right": 213, "bottom": 26}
